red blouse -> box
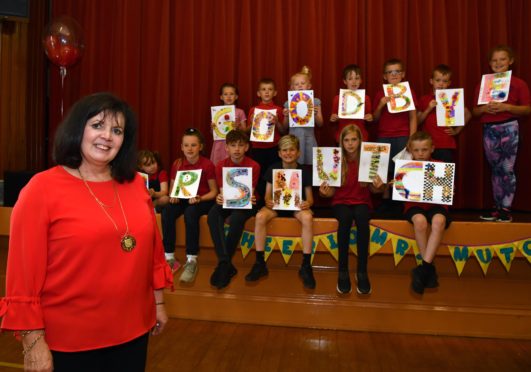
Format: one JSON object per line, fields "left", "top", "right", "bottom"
{"left": 0, "top": 166, "right": 173, "bottom": 351}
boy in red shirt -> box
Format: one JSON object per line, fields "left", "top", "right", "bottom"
{"left": 207, "top": 130, "right": 261, "bottom": 289}
{"left": 417, "top": 64, "right": 471, "bottom": 163}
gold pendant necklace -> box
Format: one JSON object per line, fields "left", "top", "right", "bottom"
{"left": 78, "top": 169, "right": 137, "bottom": 252}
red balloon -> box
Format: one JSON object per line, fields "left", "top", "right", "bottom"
{"left": 42, "top": 16, "right": 84, "bottom": 68}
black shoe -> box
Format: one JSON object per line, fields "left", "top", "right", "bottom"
{"left": 411, "top": 265, "right": 426, "bottom": 294}
{"left": 211, "top": 261, "right": 237, "bottom": 289}
{"left": 299, "top": 264, "right": 316, "bottom": 289}
{"left": 355, "top": 272, "right": 371, "bottom": 294}
{"left": 424, "top": 263, "right": 439, "bottom": 289}
{"left": 337, "top": 271, "right": 352, "bottom": 294}
{"left": 245, "top": 262, "right": 268, "bottom": 282}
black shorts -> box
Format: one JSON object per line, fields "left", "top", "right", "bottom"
{"left": 405, "top": 205, "right": 452, "bottom": 229}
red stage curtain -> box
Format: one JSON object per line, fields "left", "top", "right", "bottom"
{"left": 49, "top": 0, "right": 531, "bottom": 210}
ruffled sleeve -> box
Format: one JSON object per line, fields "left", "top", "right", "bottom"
{"left": 150, "top": 206, "right": 174, "bottom": 290}
{"left": 1, "top": 174, "right": 49, "bottom": 331}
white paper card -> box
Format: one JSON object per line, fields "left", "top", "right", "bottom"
{"left": 312, "top": 147, "right": 341, "bottom": 187}
{"left": 250, "top": 108, "right": 277, "bottom": 142}
{"left": 170, "top": 169, "right": 202, "bottom": 199}
{"left": 211, "top": 105, "right": 236, "bottom": 140}
{"left": 384, "top": 81, "right": 416, "bottom": 113}
{"left": 435, "top": 89, "right": 465, "bottom": 127}
{"left": 478, "top": 71, "right": 511, "bottom": 105}
{"left": 359, "top": 142, "right": 391, "bottom": 183}
{"left": 272, "top": 169, "right": 302, "bottom": 210}
{"left": 288, "top": 90, "right": 314, "bottom": 127}
{"left": 222, "top": 167, "right": 253, "bottom": 209}
{"left": 392, "top": 160, "right": 455, "bottom": 205}
{"left": 338, "top": 89, "right": 365, "bottom": 119}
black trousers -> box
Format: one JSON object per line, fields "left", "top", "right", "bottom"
{"left": 332, "top": 204, "right": 370, "bottom": 273}
{"left": 207, "top": 204, "right": 257, "bottom": 263}
{"left": 51, "top": 333, "right": 149, "bottom": 372}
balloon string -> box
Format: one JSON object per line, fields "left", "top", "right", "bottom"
{"left": 60, "top": 66, "right": 67, "bottom": 117}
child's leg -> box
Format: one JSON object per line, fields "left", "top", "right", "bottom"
{"left": 225, "top": 209, "right": 256, "bottom": 258}
{"left": 254, "top": 207, "right": 277, "bottom": 252}
{"left": 483, "top": 122, "right": 519, "bottom": 209}
{"left": 161, "top": 203, "right": 185, "bottom": 255}
{"left": 332, "top": 204, "right": 355, "bottom": 272}
{"left": 294, "top": 209, "right": 314, "bottom": 254}
{"left": 207, "top": 204, "right": 231, "bottom": 262}
{"left": 411, "top": 213, "right": 429, "bottom": 259}
{"left": 352, "top": 204, "right": 370, "bottom": 273}
{"left": 183, "top": 201, "right": 214, "bottom": 256}
{"left": 423, "top": 213, "right": 447, "bottom": 263}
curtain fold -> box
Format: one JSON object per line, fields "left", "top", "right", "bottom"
{"left": 49, "top": 0, "right": 531, "bottom": 210}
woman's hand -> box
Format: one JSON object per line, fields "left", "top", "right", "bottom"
{"left": 23, "top": 332, "right": 53, "bottom": 372}
{"left": 152, "top": 304, "right": 168, "bottom": 336}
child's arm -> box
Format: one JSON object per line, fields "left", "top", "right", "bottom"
{"left": 264, "top": 182, "right": 274, "bottom": 209}
{"left": 151, "top": 181, "right": 169, "bottom": 199}
{"left": 189, "top": 179, "right": 218, "bottom": 205}
{"left": 215, "top": 188, "right": 224, "bottom": 205}
{"left": 314, "top": 104, "right": 324, "bottom": 127}
{"left": 418, "top": 99, "right": 436, "bottom": 124}
{"left": 408, "top": 110, "right": 418, "bottom": 135}
{"left": 299, "top": 185, "right": 314, "bottom": 210}
{"left": 319, "top": 182, "right": 336, "bottom": 198}
{"left": 368, "top": 175, "right": 385, "bottom": 193}
{"left": 373, "top": 96, "right": 390, "bottom": 121}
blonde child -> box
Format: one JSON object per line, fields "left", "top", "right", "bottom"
{"left": 282, "top": 66, "right": 324, "bottom": 164}
{"left": 245, "top": 135, "right": 316, "bottom": 289}
{"left": 320, "top": 125, "right": 384, "bottom": 294}
{"left": 472, "top": 45, "right": 531, "bottom": 222}
{"left": 137, "top": 149, "right": 170, "bottom": 210}
{"left": 417, "top": 64, "right": 471, "bottom": 163}
{"left": 330, "top": 64, "right": 373, "bottom": 142}
{"left": 161, "top": 128, "right": 219, "bottom": 281}
{"left": 403, "top": 131, "right": 451, "bottom": 295}
{"left": 210, "top": 83, "right": 247, "bottom": 164}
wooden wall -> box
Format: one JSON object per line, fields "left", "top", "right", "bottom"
{"left": 0, "top": 1, "right": 48, "bottom": 177}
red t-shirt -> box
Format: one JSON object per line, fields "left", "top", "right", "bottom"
{"left": 473, "top": 75, "right": 530, "bottom": 124}
{"left": 332, "top": 160, "right": 372, "bottom": 208}
{"left": 170, "top": 156, "right": 216, "bottom": 196}
{"left": 419, "top": 94, "right": 457, "bottom": 149}
{"left": 248, "top": 101, "right": 285, "bottom": 149}
{"left": 373, "top": 87, "right": 418, "bottom": 138}
{"left": 331, "top": 94, "right": 372, "bottom": 142}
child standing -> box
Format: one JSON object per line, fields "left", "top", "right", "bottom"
{"left": 404, "top": 132, "right": 451, "bottom": 295}
{"left": 245, "top": 135, "right": 316, "bottom": 289}
{"left": 210, "top": 83, "right": 247, "bottom": 165}
{"left": 137, "top": 149, "right": 170, "bottom": 210}
{"left": 248, "top": 78, "right": 286, "bottom": 203}
{"left": 282, "top": 66, "right": 324, "bottom": 164}
{"left": 472, "top": 45, "right": 531, "bottom": 222}
{"left": 207, "top": 130, "right": 261, "bottom": 289}
{"left": 418, "top": 64, "right": 471, "bottom": 163}
{"left": 373, "top": 58, "right": 418, "bottom": 214}
{"left": 330, "top": 64, "right": 373, "bottom": 142}
{"left": 319, "top": 125, "right": 384, "bottom": 295}
{"left": 162, "top": 128, "right": 218, "bottom": 282}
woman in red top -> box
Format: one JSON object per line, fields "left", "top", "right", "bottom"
{"left": 320, "top": 124, "right": 384, "bottom": 295}
{"left": 0, "top": 93, "right": 173, "bottom": 371}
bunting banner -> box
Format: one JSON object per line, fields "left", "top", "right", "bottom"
{"left": 231, "top": 224, "right": 530, "bottom": 274}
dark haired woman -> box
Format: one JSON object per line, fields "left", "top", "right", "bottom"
{"left": 0, "top": 92, "right": 173, "bottom": 371}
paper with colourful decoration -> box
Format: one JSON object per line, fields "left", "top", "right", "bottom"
{"left": 478, "top": 71, "right": 511, "bottom": 105}
{"left": 272, "top": 169, "right": 302, "bottom": 210}
{"left": 435, "top": 89, "right": 465, "bottom": 127}
{"left": 170, "top": 170, "right": 202, "bottom": 199}
{"left": 250, "top": 108, "right": 277, "bottom": 142}
{"left": 392, "top": 160, "right": 455, "bottom": 205}
{"left": 288, "top": 90, "right": 314, "bottom": 127}
{"left": 222, "top": 167, "right": 253, "bottom": 209}
{"left": 138, "top": 172, "right": 149, "bottom": 189}
{"left": 211, "top": 105, "right": 235, "bottom": 140}
{"left": 338, "top": 89, "right": 365, "bottom": 119}
{"left": 384, "top": 81, "right": 416, "bottom": 113}
{"left": 359, "top": 142, "right": 391, "bottom": 183}
{"left": 312, "top": 147, "right": 342, "bottom": 187}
